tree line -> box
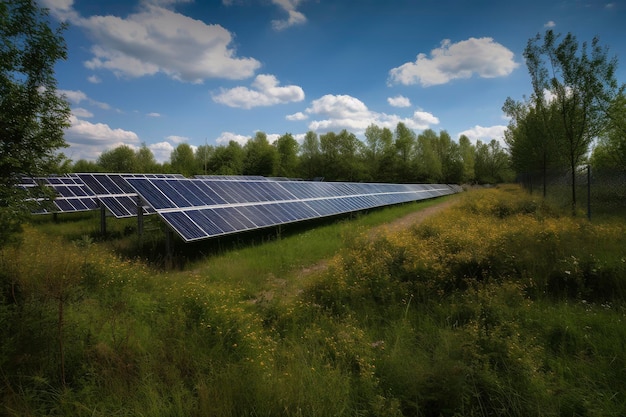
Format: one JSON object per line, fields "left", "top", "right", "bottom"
{"left": 68, "top": 126, "right": 513, "bottom": 184}
{"left": 503, "top": 30, "right": 625, "bottom": 211}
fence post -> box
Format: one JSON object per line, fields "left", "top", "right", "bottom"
{"left": 587, "top": 164, "right": 591, "bottom": 221}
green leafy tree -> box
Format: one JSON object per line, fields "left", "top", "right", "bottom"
{"left": 0, "top": 0, "right": 70, "bottom": 244}
{"left": 415, "top": 129, "right": 441, "bottom": 182}
{"left": 170, "top": 143, "right": 197, "bottom": 177}
{"left": 97, "top": 144, "right": 137, "bottom": 173}
{"left": 503, "top": 96, "right": 566, "bottom": 195}
{"left": 72, "top": 159, "right": 102, "bottom": 173}
{"left": 590, "top": 93, "right": 626, "bottom": 170}
{"left": 274, "top": 133, "right": 299, "bottom": 178}
{"left": 458, "top": 135, "right": 476, "bottom": 183}
{"left": 209, "top": 140, "right": 244, "bottom": 175}
{"left": 320, "top": 131, "right": 340, "bottom": 180}
{"left": 135, "top": 143, "right": 159, "bottom": 173}
{"left": 436, "top": 130, "right": 463, "bottom": 183}
{"left": 394, "top": 122, "right": 417, "bottom": 181}
{"left": 195, "top": 144, "right": 214, "bottom": 175}
{"left": 474, "top": 140, "right": 512, "bottom": 184}
{"left": 299, "top": 131, "right": 321, "bottom": 179}
{"left": 243, "top": 132, "right": 277, "bottom": 176}
{"left": 524, "top": 30, "right": 622, "bottom": 212}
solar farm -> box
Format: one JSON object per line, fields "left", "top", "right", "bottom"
{"left": 21, "top": 174, "right": 462, "bottom": 243}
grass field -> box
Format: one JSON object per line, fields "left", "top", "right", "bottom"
{"left": 1, "top": 185, "right": 625, "bottom": 416}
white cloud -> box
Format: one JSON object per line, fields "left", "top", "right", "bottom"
{"left": 212, "top": 74, "right": 305, "bottom": 109}
{"left": 457, "top": 125, "right": 508, "bottom": 147}
{"left": 166, "top": 135, "right": 189, "bottom": 144}
{"left": 87, "top": 75, "right": 101, "bottom": 83}
{"left": 44, "top": 0, "right": 261, "bottom": 83}
{"left": 544, "top": 20, "right": 556, "bottom": 28}
{"left": 388, "top": 37, "right": 519, "bottom": 87}
{"left": 59, "top": 89, "right": 88, "bottom": 103}
{"left": 59, "top": 89, "right": 111, "bottom": 110}
{"left": 147, "top": 112, "right": 162, "bottom": 117}
{"left": 216, "top": 131, "right": 249, "bottom": 146}
{"left": 286, "top": 111, "right": 308, "bottom": 121}
{"left": 388, "top": 95, "right": 411, "bottom": 107}
{"left": 149, "top": 141, "right": 175, "bottom": 163}
{"left": 63, "top": 115, "right": 141, "bottom": 160}
{"left": 305, "top": 94, "right": 439, "bottom": 133}
{"left": 271, "top": 0, "right": 307, "bottom": 30}
{"left": 72, "top": 107, "right": 94, "bottom": 118}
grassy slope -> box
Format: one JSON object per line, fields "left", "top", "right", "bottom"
{"left": 2, "top": 187, "right": 625, "bottom": 416}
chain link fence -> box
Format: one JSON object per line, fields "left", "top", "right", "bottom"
{"left": 517, "top": 166, "right": 626, "bottom": 219}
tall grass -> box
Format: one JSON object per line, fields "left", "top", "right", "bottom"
{"left": 2, "top": 187, "right": 625, "bottom": 416}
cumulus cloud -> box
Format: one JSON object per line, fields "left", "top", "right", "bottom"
{"left": 87, "top": 75, "right": 102, "bottom": 83}
{"left": 147, "top": 112, "right": 161, "bottom": 117}
{"left": 271, "top": 0, "right": 307, "bottom": 30}
{"left": 544, "top": 20, "right": 556, "bottom": 28}
{"left": 63, "top": 115, "right": 141, "bottom": 160}
{"left": 212, "top": 74, "right": 305, "bottom": 109}
{"left": 59, "top": 89, "right": 111, "bottom": 110}
{"left": 387, "top": 95, "right": 411, "bottom": 107}
{"left": 305, "top": 94, "right": 439, "bottom": 133}
{"left": 457, "top": 124, "right": 508, "bottom": 147}
{"left": 166, "top": 135, "right": 190, "bottom": 144}
{"left": 216, "top": 131, "right": 250, "bottom": 145}
{"left": 42, "top": 0, "right": 261, "bottom": 83}
{"left": 72, "top": 108, "right": 94, "bottom": 118}
{"left": 149, "top": 141, "right": 175, "bottom": 163}
{"left": 388, "top": 37, "right": 519, "bottom": 87}
{"left": 286, "top": 111, "right": 308, "bottom": 121}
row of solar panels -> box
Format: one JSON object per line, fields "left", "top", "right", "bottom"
{"left": 126, "top": 178, "right": 460, "bottom": 242}
{"left": 20, "top": 173, "right": 461, "bottom": 243}
{"left": 19, "top": 174, "right": 185, "bottom": 218}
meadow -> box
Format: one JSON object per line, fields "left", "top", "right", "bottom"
{"left": 1, "top": 185, "right": 625, "bottom": 416}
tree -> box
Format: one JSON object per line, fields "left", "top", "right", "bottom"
{"left": 474, "top": 140, "right": 512, "bottom": 184}
{"left": 524, "top": 30, "right": 622, "bottom": 212}
{"left": 209, "top": 141, "right": 244, "bottom": 175}
{"left": 72, "top": 159, "right": 102, "bottom": 173}
{"left": 170, "top": 143, "right": 196, "bottom": 177}
{"left": 394, "top": 122, "right": 417, "bottom": 181}
{"left": 195, "top": 144, "right": 214, "bottom": 175}
{"left": 274, "top": 133, "right": 299, "bottom": 178}
{"left": 243, "top": 132, "right": 277, "bottom": 176}
{"left": 135, "top": 143, "right": 159, "bottom": 173}
{"left": 590, "top": 93, "right": 626, "bottom": 170}
{"left": 97, "top": 145, "right": 137, "bottom": 172}
{"left": 415, "top": 129, "right": 441, "bottom": 182}
{"left": 1, "top": 0, "right": 70, "bottom": 244}
{"left": 436, "top": 130, "right": 463, "bottom": 183}
{"left": 458, "top": 135, "right": 476, "bottom": 183}
{"left": 299, "top": 131, "right": 321, "bottom": 179}
{"left": 503, "top": 96, "right": 566, "bottom": 195}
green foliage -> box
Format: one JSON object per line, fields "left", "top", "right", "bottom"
{"left": 0, "top": 0, "right": 71, "bottom": 245}
{"left": 97, "top": 144, "right": 137, "bottom": 172}
{"left": 520, "top": 30, "right": 624, "bottom": 211}
{"left": 170, "top": 142, "right": 196, "bottom": 177}
{"left": 5, "top": 187, "right": 624, "bottom": 416}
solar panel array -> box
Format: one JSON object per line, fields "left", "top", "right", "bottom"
{"left": 127, "top": 177, "right": 460, "bottom": 243}
{"left": 74, "top": 173, "right": 185, "bottom": 218}
{"left": 20, "top": 176, "right": 99, "bottom": 214}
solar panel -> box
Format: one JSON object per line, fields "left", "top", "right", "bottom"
{"left": 21, "top": 176, "right": 99, "bottom": 214}
{"left": 127, "top": 177, "right": 460, "bottom": 243}
{"left": 75, "top": 173, "right": 184, "bottom": 218}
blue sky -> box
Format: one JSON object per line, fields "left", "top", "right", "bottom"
{"left": 40, "top": 0, "right": 626, "bottom": 163}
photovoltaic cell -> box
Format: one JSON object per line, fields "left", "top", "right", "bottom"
{"left": 127, "top": 177, "right": 460, "bottom": 242}
{"left": 74, "top": 173, "right": 183, "bottom": 218}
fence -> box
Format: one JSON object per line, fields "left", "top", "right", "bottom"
{"left": 517, "top": 166, "right": 626, "bottom": 219}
